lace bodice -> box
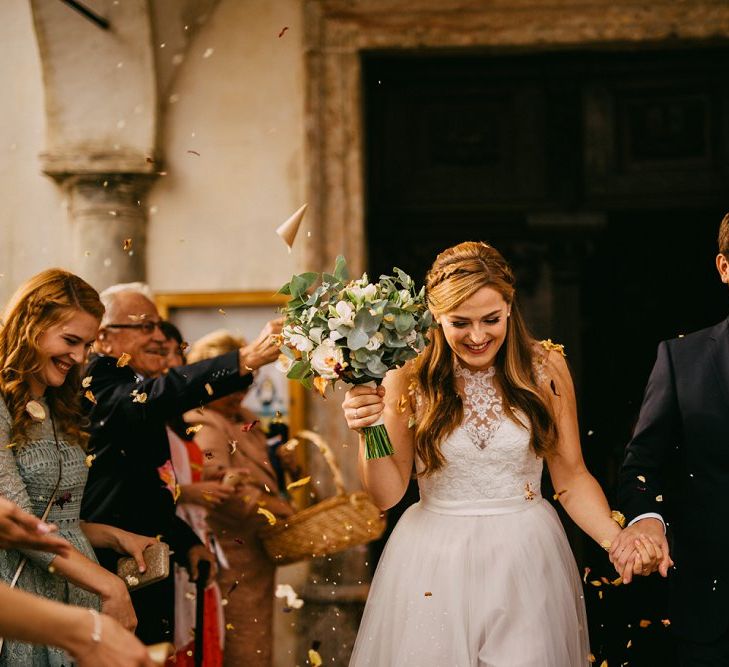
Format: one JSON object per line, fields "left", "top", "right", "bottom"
{"left": 417, "top": 364, "right": 543, "bottom": 502}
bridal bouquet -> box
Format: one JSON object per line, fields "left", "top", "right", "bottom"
{"left": 278, "top": 256, "right": 433, "bottom": 459}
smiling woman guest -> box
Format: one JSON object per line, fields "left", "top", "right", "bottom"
{"left": 341, "top": 242, "right": 662, "bottom": 666}
{"left": 0, "top": 269, "right": 158, "bottom": 666}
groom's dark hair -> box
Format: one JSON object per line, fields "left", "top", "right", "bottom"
{"left": 719, "top": 213, "right": 729, "bottom": 258}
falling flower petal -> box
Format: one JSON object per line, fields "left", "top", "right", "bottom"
{"left": 278, "top": 26, "right": 289, "bottom": 38}
{"left": 408, "top": 414, "right": 417, "bottom": 429}
{"left": 174, "top": 484, "right": 181, "bottom": 502}
{"left": 600, "top": 539, "right": 612, "bottom": 551}
{"left": 225, "top": 623, "right": 234, "bottom": 631}
{"left": 123, "top": 238, "right": 133, "bottom": 251}
{"left": 125, "top": 575, "right": 139, "bottom": 587}
{"left": 117, "top": 352, "right": 132, "bottom": 367}
{"left": 583, "top": 567, "right": 591, "bottom": 583}
{"left": 308, "top": 649, "right": 323, "bottom": 667}
{"left": 240, "top": 420, "right": 259, "bottom": 433}
{"left": 424, "top": 591, "right": 432, "bottom": 597}
{"left": 131, "top": 391, "right": 148, "bottom": 403}
{"left": 187, "top": 150, "right": 200, "bottom": 156}
{"left": 637, "top": 475, "right": 646, "bottom": 483}
{"left": 397, "top": 394, "right": 408, "bottom": 414}
{"left": 26, "top": 400, "right": 46, "bottom": 421}
{"left": 186, "top": 424, "right": 203, "bottom": 435}
{"left": 553, "top": 489, "right": 567, "bottom": 501}
{"left": 313, "top": 376, "right": 328, "bottom": 398}
{"left": 639, "top": 619, "right": 652, "bottom": 628}
{"left": 82, "top": 376, "right": 93, "bottom": 388}
{"left": 286, "top": 476, "right": 311, "bottom": 491}
{"left": 229, "top": 440, "right": 238, "bottom": 454}
{"left": 661, "top": 619, "right": 671, "bottom": 627}
{"left": 275, "top": 583, "right": 304, "bottom": 609}
{"left": 257, "top": 507, "right": 277, "bottom": 525}
{"left": 204, "top": 383, "right": 214, "bottom": 396}
{"left": 656, "top": 494, "right": 663, "bottom": 502}
{"left": 84, "top": 390, "right": 97, "bottom": 405}
{"left": 218, "top": 308, "right": 226, "bottom": 315}
{"left": 85, "top": 454, "right": 96, "bottom": 468}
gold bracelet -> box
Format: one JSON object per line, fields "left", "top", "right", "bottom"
{"left": 611, "top": 510, "right": 626, "bottom": 528}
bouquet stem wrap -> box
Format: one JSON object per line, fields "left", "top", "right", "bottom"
{"left": 361, "top": 380, "right": 394, "bottom": 460}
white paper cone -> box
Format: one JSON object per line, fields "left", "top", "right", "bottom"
{"left": 276, "top": 203, "right": 308, "bottom": 248}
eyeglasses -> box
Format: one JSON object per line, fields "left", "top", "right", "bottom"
{"left": 106, "top": 321, "right": 164, "bottom": 334}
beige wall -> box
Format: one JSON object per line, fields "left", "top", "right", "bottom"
{"left": 148, "top": 0, "right": 306, "bottom": 293}
{"left": 0, "top": 0, "right": 68, "bottom": 306}
{"left": 0, "top": 0, "right": 306, "bottom": 305}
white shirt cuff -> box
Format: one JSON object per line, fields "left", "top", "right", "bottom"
{"left": 628, "top": 512, "right": 666, "bottom": 533}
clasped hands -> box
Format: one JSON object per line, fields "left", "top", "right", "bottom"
{"left": 609, "top": 517, "right": 673, "bottom": 584}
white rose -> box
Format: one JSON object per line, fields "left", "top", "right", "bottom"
{"left": 276, "top": 354, "right": 294, "bottom": 373}
{"left": 310, "top": 340, "right": 344, "bottom": 380}
{"left": 288, "top": 333, "right": 314, "bottom": 352}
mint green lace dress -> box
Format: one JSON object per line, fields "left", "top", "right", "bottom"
{"left": 0, "top": 397, "right": 101, "bottom": 666}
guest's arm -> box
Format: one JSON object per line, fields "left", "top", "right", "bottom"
{"left": 0, "top": 584, "right": 154, "bottom": 667}
{"left": 80, "top": 523, "right": 158, "bottom": 573}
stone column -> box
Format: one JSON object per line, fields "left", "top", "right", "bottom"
{"left": 61, "top": 173, "right": 155, "bottom": 290}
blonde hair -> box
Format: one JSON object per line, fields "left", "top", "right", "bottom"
{"left": 414, "top": 242, "right": 557, "bottom": 475}
{"left": 186, "top": 329, "right": 245, "bottom": 363}
{"left": 0, "top": 269, "right": 104, "bottom": 447}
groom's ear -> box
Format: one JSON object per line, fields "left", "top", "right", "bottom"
{"left": 715, "top": 253, "right": 729, "bottom": 285}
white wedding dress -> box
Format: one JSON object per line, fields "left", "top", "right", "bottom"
{"left": 350, "top": 364, "right": 590, "bottom": 666}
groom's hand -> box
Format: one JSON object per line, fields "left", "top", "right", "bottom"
{"left": 609, "top": 518, "right": 672, "bottom": 584}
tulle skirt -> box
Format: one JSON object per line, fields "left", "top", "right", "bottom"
{"left": 350, "top": 495, "right": 590, "bottom": 667}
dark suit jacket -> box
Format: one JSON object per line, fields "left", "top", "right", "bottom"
{"left": 618, "top": 317, "right": 729, "bottom": 643}
{"left": 80, "top": 351, "right": 252, "bottom": 640}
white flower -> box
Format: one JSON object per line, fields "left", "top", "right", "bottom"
{"left": 365, "top": 332, "right": 384, "bottom": 350}
{"left": 309, "top": 327, "right": 324, "bottom": 344}
{"left": 288, "top": 333, "right": 314, "bottom": 352}
{"left": 347, "top": 283, "right": 378, "bottom": 303}
{"left": 276, "top": 354, "right": 294, "bottom": 373}
{"left": 329, "top": 330, "right": 344, "bottom": 342}
{"left": 310, "top": 340, "right": 344, "bottom": 379}
{"left": 328, "top": 301, "right": 354, "bottom": 329}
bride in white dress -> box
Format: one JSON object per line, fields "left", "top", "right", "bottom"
{"left": 342, "top": 241, "right": 662, "bottom": 666}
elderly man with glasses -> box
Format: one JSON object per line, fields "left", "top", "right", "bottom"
{"left": 80, "top": 282, "right": 282, "bottom": 645}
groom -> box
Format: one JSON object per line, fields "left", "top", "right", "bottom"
{"left": 611, "top": 212, "right": 729, "bottom": 665}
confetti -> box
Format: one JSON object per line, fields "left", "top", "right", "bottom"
{"left": 174, "top": 484, "right": 181, "bottom": 502}
{"left": 639, "top": 619, "right": 652, "bottom": 628}
{"left": 587, "top": 654, "right": 595, "bottom": 664}
{"left": 540, "top": 339, "right": 566, "bottom": 357}
{"left": 600, "top": 539, "right": 612, "bottom": 551}
{"left": 275, "top": 583, "right": 304, "bottom": 609}
{"left": 225, "top": 623, "right": 234, "bottom": 631}
{"left": 186, "top": 424, "right": 203, "bottom": 435}
{"left": 397, "top": 394, "right": 408, "bottom": 414}
{"left": 610, "top": 510, "right": 626, "bottom": 528}
{"left": 117, "top": 352, "right": 132, "bottom": 367}
{"left": 637, "top": 475, "right": 646, "bottom": 483}
{"left": 218, "top": 308, "right": 226, "bottom": 315}
{"left": 583, "top": 567, "right": 591, "bottom": 584}
{"left": 424, "top": 591, "right": 432, "bottom": 597}
{"left": 553, "top": 489, "right": 567, "bottom": 501}
{"left": 203, "top": 48, "right": 214, "bottom": 59}
{"left": 229, "top": 440, "right": 238, "bottom": 454}
{"left": 123, "top": 238, "right": 133, "bottom": 251}
{"left": 81, "top": 376, "right": 93, "bottom": 388}
{"left": 131, "top": 391, "right": 148, "bottom": 404}
{"left": 25, "top": 400, "right": 46, "bottom": 421}
{"left": 524, "top": 482, "right": 536, "bottom": 501}
{"left": 204, "top": 383, "right": 214, "bottom": 396}
{"left": 125, "top": 575, "right": 140, "bottom": 587}
{"left": 286, "top": 476, "right": 311, "bottom": 491}
{"left": 278, "top": 26, "right": 289, "bottom": 38}
{"left": 240, "top": 420, "right": 259, "bottom": 433}
{"left": 589, "top": 580, "right": 602, "bottom": 587}
{"left": 4, "top": 443, "right": 16, "bottom": 449}
{"left": 203, "top": 450, "right": 215, "bottom": 460}
{"left": 187, "top": 150, "right": 200, "bottom": 156}
{"left": 656, "top": 494, "right": 663, "bottom": 502}
{"left": 48, "top": 565, "right": 56, "bottom": 574}
{"left": 661, "top": 618, "right": 671, "bottom": 627}
{"left": 54, "top": 492, "right": 72, "bottom": 509}
{"left": 408, "top": 414, "right": 417, "bottom": 429}
{"left": 308, "top": 649, "right": 323, "bottom": 667}
{"left": 85, "top": 453, "right": 96, "bottom": 468}
{"left": 84, "top": 390, "right": 97, "bottom": 405}
{"left": 257, "top": 507, "right": 277, "bottom": 525}
{"left": 599, "top": 661, "right": 607, "bottom": 667}
{"left": 145, "top": 157, "right": 154, "bottom": 164}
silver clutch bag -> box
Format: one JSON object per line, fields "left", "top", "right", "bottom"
{"left": 116, "top": 542, "right": 170, "bottom": 590}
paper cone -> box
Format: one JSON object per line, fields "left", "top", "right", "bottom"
{"left": 276, "top": 203, "right": 308, "bottom": 248}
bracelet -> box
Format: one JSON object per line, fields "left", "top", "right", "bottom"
{"left": 88, "top": 608, "right": 102, "bottom": 643}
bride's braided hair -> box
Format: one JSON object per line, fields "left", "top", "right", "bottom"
{"left": 414, "top": 242, "right": 557, "bottom": 475}
{"left": 0, "top": 269, "right": 103, "bottom": 447}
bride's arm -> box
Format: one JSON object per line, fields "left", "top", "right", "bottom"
{"left": 544, "top": 351, "right": 658, "bottom": 566}
{"left": 342, "top": 365, "right": 415, "bottom": 510}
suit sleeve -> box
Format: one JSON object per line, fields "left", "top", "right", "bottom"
{"left": 618, "top": 341, "right": 681, "bottom": 522}
{"left": 90, "top": 351, "right": 252, "bottom": 443}
{"left": 165, "top": 515, "right": 203, "bottom": 566}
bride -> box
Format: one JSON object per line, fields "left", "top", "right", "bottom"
{"left": 342, "top": 241, "right": 661, "bottom": 666}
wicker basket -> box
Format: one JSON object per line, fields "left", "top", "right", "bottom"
{"left": 260, "top": 430, "right": 386, "bottom": 565}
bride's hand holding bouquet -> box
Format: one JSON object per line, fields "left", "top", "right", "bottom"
{"left": 278, "top": 256, "right": 433, "bottom": 459}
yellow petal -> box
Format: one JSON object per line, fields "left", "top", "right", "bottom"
{"left": 205, "top": 383, "right": 214, "bottom": 396}
{"left": 84, "top": 390, "right": 97, "bottom": 405}
{"left": 257, "top": 507, "right": 277, "bottom": 525}
{"left": 84, "top": 454, "right": 96, "bottom": 468}
{"left": 313, "top": 376, "right": 328, "bottom": 398}
{"left": 25, "top": 400, "right": 46, "bottom": 421}
{"left": 117, "top": 352, "right": 132, "bottom": 367}
{"left": 286, "top": 476, "right": 311, "bottom": 491}
{"left": 186, "top": 424, "right": 203, "bottom": 435}
{"left": 81, "top": 376, "right": 93, "bottom": 388}
{"left": 553, "top": 489, "right": 567, "bottom": 501}
{"left": 397, "top": 394, "right": 408, "bottom": 414}
{"left": 308, "top": 649, "right": 323, "bottom": 667}
{"left": 123, "top": 238, "right": 133, "bottom": 251}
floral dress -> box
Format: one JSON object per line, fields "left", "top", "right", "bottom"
{"left": 0, "top": 397, "right": 100, "bottom": 666}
